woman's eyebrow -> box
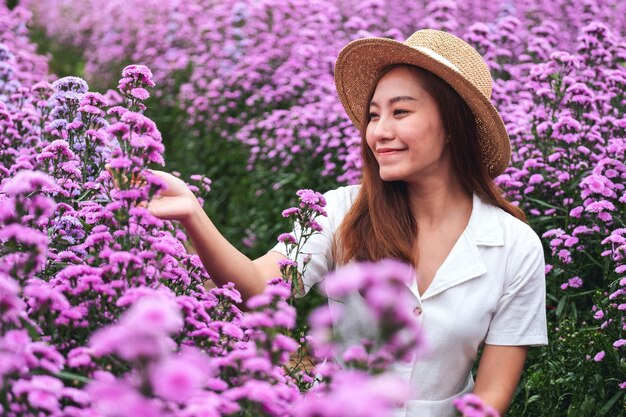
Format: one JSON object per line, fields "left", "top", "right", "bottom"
{"left": 369, "top": 96, "right": 417, "bottom": 107}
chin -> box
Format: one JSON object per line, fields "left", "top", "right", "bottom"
{"left": 378, "top": 170, "right": 405, "bottom": 182}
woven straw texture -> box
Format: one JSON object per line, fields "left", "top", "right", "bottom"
{"left": 334, "top": 29, "right": 511, "bottom": 177}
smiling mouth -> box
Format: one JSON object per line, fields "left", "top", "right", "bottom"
{"left": 377, "top": 149, "right": 405, "bottom": 155}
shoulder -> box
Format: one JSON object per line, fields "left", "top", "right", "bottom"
{"left": 322, "top": 185, "right": 360, "bottom": 213}
{"left": 494, "top": 207, "right": 543, "bottom": 254}
{"left": 321, "top": 185, "right": 360, "bottom": 230}
{"left": 471, "top": 194, "right": 542, "bottom": 255}
{"left": 486, "top": 204, "right": 546, "bottom": 283}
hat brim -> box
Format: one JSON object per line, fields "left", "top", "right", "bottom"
{"left": 334, "top": 37, "right": 511, "bottom": 177}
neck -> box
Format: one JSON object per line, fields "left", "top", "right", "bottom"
{"left": 406, "top": 173, "right": 472, "bottom": 228}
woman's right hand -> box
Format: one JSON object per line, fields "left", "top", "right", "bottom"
{"left": 145, "top": 170, "right": 202, "bottom": 223}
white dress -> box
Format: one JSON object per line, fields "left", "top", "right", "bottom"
{"left": 271, "top": 185, "right": 548, "bottom": 417}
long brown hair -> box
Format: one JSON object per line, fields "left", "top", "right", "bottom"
{"left": 336, "top": 64, "right": 524, "bottom": 266}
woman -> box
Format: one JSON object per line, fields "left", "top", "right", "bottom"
{"left": 146, "top": 29, "right": 548, "bottom": 416}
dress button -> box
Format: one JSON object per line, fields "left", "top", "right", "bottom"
{"left": 413, "top": 306, "right": 422, "bottom": 316}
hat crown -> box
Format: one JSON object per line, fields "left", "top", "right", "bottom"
{"left": 404, "top": 29, "right": 492, "bottom": 99}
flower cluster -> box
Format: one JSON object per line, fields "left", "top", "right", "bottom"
{"left": 12, "top": 0, "right": 626, "bottom": 414}
{"left": 278, "top": 188, "right": 327, "bottom": 297}
{"left": 477, "top": 15, "right": 626, "bottom": 415}
{"left": 310, "top": 260, "right": 424, "bottom": 373}
{"left": 1, "top": 4, "right": 428, "bottom": 416}
{"left": 284, "top": 259, "right": 425, "bottom": 415}
{"left": 453, "top": 393, "right": 500, "bottom": 417}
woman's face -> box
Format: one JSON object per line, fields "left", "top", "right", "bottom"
{"left": 366, "top": 66, "right": 451, "bottom": 184}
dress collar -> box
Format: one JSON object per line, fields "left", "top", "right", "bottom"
{"left": 412, "top": 193, "right": 505, "bottom": 301}
{"left": 466, "top": 193, "right": 505, "bottom": 247}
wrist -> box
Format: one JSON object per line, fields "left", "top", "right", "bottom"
{"left": 180, "top": 197, "right": 206, "bottom": 230}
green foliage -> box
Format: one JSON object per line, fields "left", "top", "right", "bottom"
{"left": 509, "top": 318, "right": 626, "bottom": 416}
{"left": 29, "top": 25, "right": 86, "bottom": 79}
{"left": 6, "top": 0, "right": 19, "bottom": 10}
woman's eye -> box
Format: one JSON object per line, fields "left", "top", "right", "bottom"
{"left": 394, "top": 109, "right": 409, "bottom": 116}
{"left": 368, "top": 112, "right": 379, "bottom": 120}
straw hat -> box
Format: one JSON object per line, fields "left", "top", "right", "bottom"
{"left": 334, "top": 29, "right": 511, "bottom": 177}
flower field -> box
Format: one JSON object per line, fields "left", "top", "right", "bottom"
{"left": 1, "top": 0, "right": 625, "bottom": 415}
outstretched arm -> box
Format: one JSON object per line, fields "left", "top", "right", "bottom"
{"left": 147, "top": 170, "right": 285, "bottom": 303}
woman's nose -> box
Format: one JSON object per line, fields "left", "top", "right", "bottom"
{"left": 371, "top": 115, "right": 394, "bottom": 140}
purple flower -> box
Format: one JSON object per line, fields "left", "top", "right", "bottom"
{"left": 151, "top": 351, "right": 207, "bottom": 402}
{"left": 120, "top": 111, "right": 157, "bottom": 134}
{"left": 295, "top": 371, "right": 410, "bottom": 417}
{"left": 313, "top": 259, "right": 423, "bottom": 369}
{"left": 557, "top": 249, "right": 572, "bottom": 263}
{"left": 614, "top": 339, "right": 626, "bottom": 349}
{"left": 324, "top": 259, "right": 414, "bottom": 298}
{"left": 121, "top": 64, "right": 155, "bottom": 86}
{"left": 296, "top": 189, "right": 326, "bottom": 206}
{"left": 278, "top": 258, "right": 297, "bottom": 269}
{"left": 568, "top": 277, "right": 583, "bottom": 288}
{"left": 594, "top": 351, "right": 605, "bottom": 362}
{"left": 569, "top": 206, "right": 584, "bottom": 218}
{"left": 90, "top": 321, "right": 174, "bottom": 362}
{"left": 130, "top": 87, "right": 150, "bottom": 100}
{"left": 87, "top": 377, "right": 163, "bottom": 417}
{"left": 123, "top": 295, "right": 183, "bottom": 335}
{"left": 281, "top": 207, "right": 299, "bottom": 217}
{"left": 309, "top": 219, "right": 323, "bottom": 232}
{"left": 81, "top": 91, "right": 108, "bottom": 107}
{"left": 24, "top": 342, "right": 65, "bottom": 373}
{"left": 107, "top": 106, "right": 128, "bottom": 118}
{"left": 585, "top": 200, "right": 616, "bottom": 213}
{"left": 221, "top": 322, "right": 244, "bottom": 339}
{"left": 528, "top": 174, "right": 544, "bottom": 185}
{"left": 0, "top": 272, "right": 25, "bottom": 321}
{"left": 277, "top": 233, "right": 297, "bottom": 245}
{"left": 52, "top": 76, "right": 88, "bottom": 93}
{"left": 12, "top": 375, "right": 64, "bottom": 412}
{"left": 90, "top": 295, "right": 182, "bottom": 361}
{"left": 342, "top": 345, "right": 368, "bottom": 364}
{"left": 67, "top": 347, "right": 94, "bottom": 368}
{"left": 1, "top": 170, "right": 57, "bottom": 195}
{"left": 453, "top": 393, "right": 500, "bottom": 417}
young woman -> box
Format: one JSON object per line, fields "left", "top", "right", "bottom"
{"left": 146, "top": 29, "right": 548, "bottom": 416}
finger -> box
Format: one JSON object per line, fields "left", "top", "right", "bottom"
{"left": 146, "top": 200, "right": 160, "bottom": 217}
{"left": 130, "top": 171, "right": 147, "bottom": 188}
{"left": 105, "top": 165, "right": 121, "bottom": 189}
{"left": 145, "top": 168, "right": 167, "bottom": 177}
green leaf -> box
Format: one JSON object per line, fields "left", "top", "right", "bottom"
{"left": 54, "top": 371, "right": 91, "bottom": 384}
{"left": 19, "top": 317, "right": 41, "bottom": 341}
{"left": 556, "top": 295, "right": 569, "bottom": 318}
{"left": 525, "top": 196, "right": 565, "bottom": 210}
{"left": 526, "top": 394, "right": 541, "bottom": 405}
{"left": 598, "top": 390, "right": 623, "bottom": 415}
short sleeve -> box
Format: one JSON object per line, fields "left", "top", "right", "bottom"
{"left": 485, "top": 227, "right": 548, "bottom": 346}
{"left": 268, "top": 186, "right": 358, "bottom": 297}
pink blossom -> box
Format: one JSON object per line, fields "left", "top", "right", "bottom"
{"left": 123, "top": 295, "right": 183, "bottom": 335}
{"left": 151, "top": 353, "right": 206, "bottom": 402}
{"left": 568, "top": 277, "right": 583, "bottom": 288}
{"left": 613, "top": 339, "right": 626, "bottom": 348}
{"left": 130, "top": 87, "right": 150, "bottom": 100}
